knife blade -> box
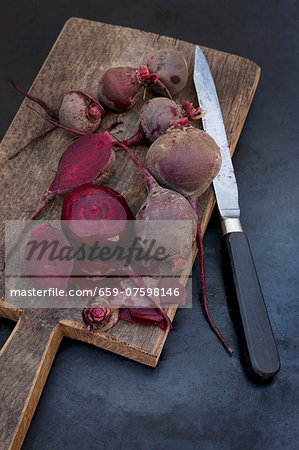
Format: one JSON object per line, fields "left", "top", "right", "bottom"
{"left": 193, "top": 45, "right": 280, "bottom": 379}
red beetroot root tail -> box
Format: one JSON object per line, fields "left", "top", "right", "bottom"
{"left": 8, "top": 125, "right": 58, "bottom": 160}
{"left": 190, "top": 200, "right": 233, "bottom": 355}
{"left": 11, "top": 81, "right": 58, "bottom": 119}
{"left": 114, "top": 141, "right": 157, "bottom": 191}
{"left": 150, "top": 74, "right": 172, "bottom": 99}
{"left": 27, "top": 105, "right": 86, "bottom": 136}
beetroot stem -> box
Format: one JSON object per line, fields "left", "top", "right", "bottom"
{"left": 11, "top": 81, "right": 58, "bottom": 119}
{"left": 26, "top": 105, "right": 86, "bottom": 136}
{"left": 114, "top": 141, "right": 157, "bottom": 191}
{"left": 150, "top": 74, "right": 172, "bottom": 99}
{"left": 121, "top": 127, "right": 147, "bottom": 147}
{"left": 8, "top": 125, "right": 58, "bottom": 160}
{"left": 190, "top": 200, "right": 233, "bottom": 355}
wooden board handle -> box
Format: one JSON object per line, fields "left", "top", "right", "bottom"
{"left": 0, "top": 311, "right": 62, "bottom": 450}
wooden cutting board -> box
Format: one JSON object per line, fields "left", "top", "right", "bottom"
{"left": 0, "top": 18, "right": 260, "bottom": 449}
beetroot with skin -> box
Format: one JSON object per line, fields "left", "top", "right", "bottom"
{"left": 9, "top": 83, "right": 105, "bottom": 159}
{"left": 97, "top": 66, "right": 150, "bottom": 112}
{"left": 123, "top": 98, "right": 204, "bottom": 146}
{"left": 59, "top": 90, "right": 104, "bottom": 133}
{"left": 96, "top": 49, "right": 188, "bottom": 113}
{"left": 24, "top": 224, "right": 73, "bottom": 302}
{"left": 145, "top": 126, "right": 222, "bottom": 200}
{"left": 116, "top": 143, "right": 197, "bottom": 348}
{"left": 146, "top": 49, "right": 188, "bottom": 96}
{"left": 135, "top": 185, "right": 196, "bottom": 262}
{"left": 61, "top": 184, "right": 133, "bottom": 246}
{"left": 11, "top": 82, "right": 104, "bottom": 133}
{"left": 116, "top": 143, "right": 196, "bottom": 263}
{"left": 144, "top": 126, "right": 233, "bottom": 354}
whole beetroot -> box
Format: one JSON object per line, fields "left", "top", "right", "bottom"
{"left": 59, "top": 90, "right": 104, "bottom": 133}
{"left": 116, "top": 143, "right": 196, "bottom": 269}
{"left": 147, "top": 49, "right": 188, "bottom": 96}
{"left": 97, "top": 49, "right": 188, "bottom": 112}
{"left": 97, "top": 66, "right": 150, "bottom": 112}
{"left": 145, "top": 126, "right": 222, "bottom": 199}
{"left": 9, "top": 83, "right": 105, "bottom": 159}
{"left": 144, "top": 126, "right": 234, "bottom": 354}
{"left": 135, "top": 184, "right": 196, "bottom": 262}
{"left": 123, "top": 98, "right": 205, "bottom": 146}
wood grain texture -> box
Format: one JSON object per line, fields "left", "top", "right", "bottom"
{"left": 0, "top": 18, "right": 259, "bottom": 450}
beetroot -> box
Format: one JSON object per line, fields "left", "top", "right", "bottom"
{"left": 6, "top": 132, "right": 115, "bottom": 260}
{"left": 97, "top": 49, "right": 188, "bottom": 112}
{"left": 123, "top": 98, "right": 205, "bottom": 146}
{"left": 146, "top": 49, "right": 188, "bottom": 96}
{"left": 61, "top": 184, "right": 133, "bottom": 246}
{"left": 59, "top": 90, "right": 104, "bottom": 133}
{"left": 97, "top": 66, "right": 150, "bottom": 112}
{"left": 144, "top": 126, "right": 233, "bottom": 354}
{"left": 82, "top": 306, "right": 119, "bottom": 333}
{"left": 24, "top": 224, "right": 73, "bottom": 302}
{"left": 9, "top": 83, "right": 104, "bottom": 159}
{"left": 114, "top": 143, "right": 198, "bottom": 348}
{"left": 145, "top": 126, "right": 222, "bottom": 199}
{"left": 31, "top": 133, "right": 114, "bottom": 217}
{"left": 119, "top": 308, "right": 167, "bottom": 330}
{"left": 116, "top": 143, "right": 196, "bottom": 263}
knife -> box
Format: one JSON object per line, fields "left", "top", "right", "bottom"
{"left": 193, "top": 45, "right": 280, "bottom": 379}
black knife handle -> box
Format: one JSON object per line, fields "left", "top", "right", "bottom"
{"left": 224, "top": 231, "right": 280, "bottom": 379}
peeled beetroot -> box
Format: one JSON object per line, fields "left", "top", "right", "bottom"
{"left": 24, "top": 224, "right": 73, "bottom": 302}
{"left": 146, "top": 49, "right": 188, "bottom": 96}
{"left": 123, "top": 98, "right": 205, "bottom": 146}
{"left": 61, "top": 183, "right": 133, "bottom": 246}
{"left": 145, "top": 126, "right": 221, "bottom": 200}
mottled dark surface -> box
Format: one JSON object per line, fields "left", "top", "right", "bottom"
{"left": 0, "top": 0, "right": 298, "bottom": 449}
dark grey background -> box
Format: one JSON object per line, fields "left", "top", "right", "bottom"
{"left": 0, "top": 1, "right": 298, "bottom": 449}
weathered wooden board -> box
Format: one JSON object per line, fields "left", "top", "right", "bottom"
{"left": 0, "top": 18, "right": 260, "bottom": 450}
